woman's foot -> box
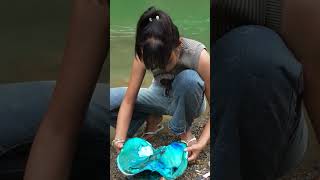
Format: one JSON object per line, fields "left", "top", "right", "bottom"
{"left": 180, "top": 130, "right": 197, "bottom": 147}
{"left": 142, "top": 115, "right": 163, "bottom": 140}
{"left": 179, "top": 130, "right": 197, "bottom": 160}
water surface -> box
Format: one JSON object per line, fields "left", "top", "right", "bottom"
{"left": 110, "top": 0, "right": 210, "bottom": 87}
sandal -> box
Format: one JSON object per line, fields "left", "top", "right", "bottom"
{"left": 138, "top": 123, "right": 164, "bottom": 140}
{"left": 181, "top": 134, "right": 197, "bottom": 146}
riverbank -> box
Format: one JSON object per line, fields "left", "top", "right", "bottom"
{"left": 110, "top": 113, "right": 211, "bottom": 180}
{"left": 110, "top": 111, "right": 320, "bottom": 180}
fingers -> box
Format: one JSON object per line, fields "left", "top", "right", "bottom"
{"left": 116, "top": 147, "right": 121, "bottom": 153}
{"left": 117, "top": 145, "right": 123, "bottom": 153}
{"left": 188, "top": 152, "right": 199, "bottom": 161}
{"left": 184, "top": 144, "right": 201, "bottom": 161}
{"left": 185, "top": 146, "right": 193, "bottom": 152}
{"left": 114, "top": 142, "right": 124, "bottom": 153}
{"left": 184, "top": 144, "right": 198, "bottom": 152}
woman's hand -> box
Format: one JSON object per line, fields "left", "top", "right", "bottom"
{"left": 113, "top": 58, "right": 146, "bottom": 150}
{"left": 189, "top": 48, "right": 210, "bottom": 161}
{"left": 185, "top": 141, "right": 206, "bottom": 161}
{"left": 113, "top": 141, "right": 124, "bottom": 153}
{"left": 112, "top": 138, "right": 125, "bottom": 153}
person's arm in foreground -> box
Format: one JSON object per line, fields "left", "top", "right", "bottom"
{"left": 24, "top": 0, "right": 108, "bottom": 179}
{"left": 282, "top": 0, "right": 320, "bottom": 144}
{"left": 113, "top": 57, "right": 146, "bottom": 152}
{"left": 185, "top": 49, "right": 211, "bottom": 161}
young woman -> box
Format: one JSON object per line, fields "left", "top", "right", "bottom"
{"left": 110, "top": 7, "right": 211, "bottom": 161}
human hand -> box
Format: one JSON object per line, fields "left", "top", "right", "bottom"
{"left": 184, "top": 141, "right": 206, "bottom": 161}
{"left": 112, "top": 138, "right": 125, "bottom": 153}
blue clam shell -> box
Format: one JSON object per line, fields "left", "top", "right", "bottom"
{"left": 116, "top": 138, "right": 188, "bottom": 180}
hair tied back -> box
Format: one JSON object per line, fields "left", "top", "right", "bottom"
{"left": 149, "top": 15, "right": 160, "bottom": 22}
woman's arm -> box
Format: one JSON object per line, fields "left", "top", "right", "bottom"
{"left": 197, "top": 49, "right": 211, "bottom": 146}
{"left": 185, "top": 49, "right": 210, "bottom": 161}
{"left": 281, "top": 0, "right": 320, "bottom": 144}
{"left": 114, "top": 58, "right": 146, "bottom": 146}
{"left": 24, "top": 0, "right": 108, "bottom": 179}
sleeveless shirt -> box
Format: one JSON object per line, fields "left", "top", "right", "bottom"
{"left": 151, "top": 37, "right": 206, "bottom": 88}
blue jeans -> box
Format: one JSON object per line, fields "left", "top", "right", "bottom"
{"left": 212, "top": 25, "right": 308, "bottom": 180}
{"left": 110, "top": 69, "right": 207, "bottom": 137}
{"left": 0, "top": 69, "right": 206, "bottom": 179}
{"left": 0, "top": 81, "right": 108, "bottom": 180}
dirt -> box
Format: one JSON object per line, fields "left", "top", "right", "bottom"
{"left": 110, "top": 111, "right": 320, "bottom": 180}
{"left": 110, "top": 113, "right": 211, "bottom": 180}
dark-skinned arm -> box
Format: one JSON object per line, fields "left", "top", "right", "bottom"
{"left": 24, "top": 0, "right": 108, "bottom": 179}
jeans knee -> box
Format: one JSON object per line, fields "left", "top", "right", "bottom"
{"left": 216, "top": 25, "right": 302, "bottom": 84}
{"left": 170, "top": 70, "right": 205, "bottom": 121}
{"left": 172, "top": 70, "right": 205, "bottom": 97}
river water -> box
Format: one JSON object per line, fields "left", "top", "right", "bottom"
{"left": 110, "top": 0, "right": 210, "bottom": 86}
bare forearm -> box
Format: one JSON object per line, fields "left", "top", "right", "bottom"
{"left": 115, "top": 100, "right": 135, "bottom": 139}
{"left": 114, "top": 59, "right": 146, "bottom": 140}
{"left": 24, "top": 0, "right": 108, "bottom": 179}
{"left": 24, "top": 116, "right": 82, "bottom": 180}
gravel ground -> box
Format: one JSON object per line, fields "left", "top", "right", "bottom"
{"left": 110, "top": 113, "right": 211, "bottom": 180}
{"left": 110, "top": 112, "right": 320, "bottom": 180}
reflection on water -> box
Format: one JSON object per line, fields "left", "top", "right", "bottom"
{"left": 110, "top": 0, "right": 210, "bottom": 87}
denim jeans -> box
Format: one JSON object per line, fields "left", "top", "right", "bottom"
{"left": 110, "top": 69, "right": 207, "bottom": 137}
{"left": 0, "top": 69, "right": 206, "bottom": 179}
{"left": 0, "top": 81, "right": 109, "bottom": 180}
{"left": 213, "top": 25, "right": 308, "bottom": 180}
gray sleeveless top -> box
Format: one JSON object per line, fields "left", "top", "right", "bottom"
{"left": 151, "top": 37, "right": 206, "bottom": 88}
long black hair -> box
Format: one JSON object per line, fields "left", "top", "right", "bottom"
{"left": 135, "top": 7, "right": 180, "bottom": 70}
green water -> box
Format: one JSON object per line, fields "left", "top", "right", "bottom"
{"left": 110, "top": 0, "right": 210, "bottom": 87}
{"left": 0, "top": 1, "right": 107, "bottom": 83}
